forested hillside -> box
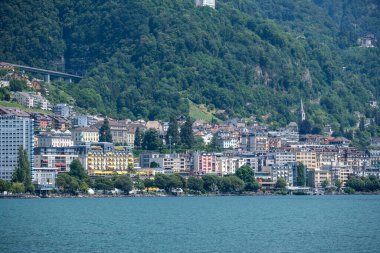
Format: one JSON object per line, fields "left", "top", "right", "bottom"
{"left": 0, "top": 0, "right": 379, "bottom": 132}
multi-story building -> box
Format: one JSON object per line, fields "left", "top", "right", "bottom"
{"left": 71, "top": 127, "right": 99, "bottom": 145}
{"left": 241, "top": 132, "right": 269, "bottom": 153}
{"left": 308, "top": 169, "right": 332, "bottom": 188}
{"left": 31, "top": 113, "right": 52, "bottom": 131}
{"left": 108, "top": 120, "right": 135, "bottom": 147}
{"left": 296, "top": 150, "right": 318, "bottom": 170}
{"left": 193, "top": 152, "right": 217, "bottom": 175}
{"left": 271, "top": 162, "right": 296, "bottom": 186}
{"left": 52, "top": 104, "right": 71, "bottom": 118}
{"left": 37, "top": 130, "right": 73, "bottom": 147}
{"left": 0, "top": 108, "right": 34, "bottom": 180}
{"left": 34, "top": 147, "right": 78, "bottom": 173}
{"left": 147, "top": 153, "right": 188, "bottom": 174}
{"left": 32, "top": 167, "right": 59, "bottom": 190}
{"left": 14, "top": 92, "right": 51, "bottom": 110}
{"left": 195, "top": 0, "right": 215, "bottom": 9}
{"left": 77, "top": 142, "right": 133, "bottom": 176}
{"left": 274, "top": 151, "right": 296, "bottom": 166}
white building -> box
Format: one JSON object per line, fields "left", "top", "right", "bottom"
{"left": 71, "top": 127, "right": 99, "bottom": 145}
{"left": 14, "top": 92, "right": 51, "bottom": 110}
{"left": 195, "top": 0, "right": 215, "bottom": 9}
{"left": 38, "top": 130, "right": 73, "bottom": 147}
{"left": 0, "top": 108, "right": 34, "bottom": 181}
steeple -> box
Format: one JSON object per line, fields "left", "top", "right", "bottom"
{"left": 298, "top": 98, "right": 306, "bottom": 123}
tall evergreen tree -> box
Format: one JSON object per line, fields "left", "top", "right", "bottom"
{"left": 99, "top": 118, "right": 113, "bottom": 143}
{"left": 165, "top": 116, "right": 180, "bottom": 146}
{"left": 296, "top": 163, "right": 306, "bottom": 187}
{"left": 142, "top": 129, "right": 163, "bottom": 150}
{"left": 134, "top": 127, "right": 142, "bottom": 148}
{"left": 180, "top": 117, "right": 194, "bottom": 148}
{"left": 12, "top": 146, "right": 34, "bottom": 193}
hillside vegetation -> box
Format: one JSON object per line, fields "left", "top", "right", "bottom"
{"left": 0, "top": 0, "right": 379, "bottom": 132}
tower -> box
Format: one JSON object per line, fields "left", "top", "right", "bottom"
{"left": 298, "top": 98, "right": 306, "bottom": 124}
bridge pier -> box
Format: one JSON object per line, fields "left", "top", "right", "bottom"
{"left": 44, "top": 74, "right": 50, "bottom": 83}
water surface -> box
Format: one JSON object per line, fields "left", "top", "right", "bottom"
{"left": 1, "top": 195, "right": 379, "bottom": 253}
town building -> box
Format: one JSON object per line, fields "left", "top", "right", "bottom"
{"left": 14, "top": 91, "right": 51, "bottom": 110}
{"left": 241, "top": 132, "right": 269, "bottom": 153}
{"left": 108, "top": 120, "right": 135, "bottom": 147}
{"left": 77, "top": 142, "right": 133, "bottom": 176}
{"left": 271, "top": 162, "right": 297, "bottom": 187}
{"left": 193, "top": 152, "right": 217, "bottom": 175}
{"left": 37, "top": 130, "right": 73, "bottom": 147}
{"left": 34, "top": 147, "right": 78, "bottom": 173}
{"left": 146, "top": 153, "right": 189, "bottom": 174}
{"left": 71, "top": 127, "right": 99, "bottom": 145}
{"left": 0, "top": 108, "right": 34, "bottom": 180}
{"left": 308, "top": 169, "right": 332, "bottom": 188}
{"left": 32, "top": 167, "right": 59, "bottom": 190}
{"left": 52, "top": 103, "right": 71, "bottom": 118}
{"left": 295, "top": 150, "right": 318, "bottom": 170}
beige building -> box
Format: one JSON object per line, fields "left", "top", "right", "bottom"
{"left": 109, "top": 120, "right": 135, "bottom": 147}
{"left": 71, "top": 127, "right": 99, "bottom": 145}
{"left": 308, "top": 169, "right": 332, "bottom": 188}
{"left": 296, "top": 150, "right": 318, "bottom": 170}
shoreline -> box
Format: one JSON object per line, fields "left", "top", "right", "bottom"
{"left": 2, "top": 191, "right": 380, "bottom": 199}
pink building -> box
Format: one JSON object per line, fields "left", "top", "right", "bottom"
{"left": 194, "top": 153, "right": 216, "bottom": 174}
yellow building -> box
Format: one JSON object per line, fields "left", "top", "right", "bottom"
{"left": 78, "top": 143, "right": 134, "bottom": 176}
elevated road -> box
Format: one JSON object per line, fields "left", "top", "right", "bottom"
{"left": 5, "top": 62, "right": 83, "bottom": 83}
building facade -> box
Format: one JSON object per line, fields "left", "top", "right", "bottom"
{"left": 71, "top": 127, "right": 99, "bottom": 145}
{"left": 0, "top": 112, "right": 34, "bottom": 180}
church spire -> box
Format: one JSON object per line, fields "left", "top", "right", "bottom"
{"left": 298, "top": 98, "right": 306, "bottom": 123}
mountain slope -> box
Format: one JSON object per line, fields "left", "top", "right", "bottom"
{"left": 0, "top": 0, "right": 379, "bottom": 132}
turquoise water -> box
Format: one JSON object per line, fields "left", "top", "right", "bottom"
{"left": 1, "top": 195, "right": 380, "bottom": 253}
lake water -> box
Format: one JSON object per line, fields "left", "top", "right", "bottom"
{"left": 1, "top": 195, "right": 380, "bottom": 253}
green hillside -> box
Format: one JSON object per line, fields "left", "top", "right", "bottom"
{"left": 0, "top": 0, "right": 379, "bottom": 133}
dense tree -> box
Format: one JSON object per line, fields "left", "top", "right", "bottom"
{"left": 9, "top": 79, "right": 27, "bottom": 92}
{"left": 202, "top": 174, "right": 220, "bottom": 192}
{"left": 99, "top": 118, "right": 113, "bottom": 143}
{"left": 296, "top": 163, "right": 306, "bottom": 187}
{"left": 165, "top": 116, "right": 180, "bottom": 147}
{"left": 335, "top": 179, "right": 342, "bottom": 190}
{"left": 11, "top": 182, "right": 25, "bottom": 193}
{"left": 142, "top": 129, "right": 163, "bottom": 150}
{"left": 114, "top": 176, "right": 133, "bottom": 194}
{"left": 245, "top": 181, "right": 262, "bottom": 192}
{"left": 12, "top": 146, "right": 34, "bottom": 193}
{"left": 321, "top": 179, "right": 330, "bottom": 189}
{"left": 208, "top": 134, "right": 222, "bottom": 152}
{"left": 187, "top": 177, "right": 204, "bottom": 192}
{"left": 235, "top": 165, "right": 255, "bottom": 184}
{"left": 180, "top": 117, "right": 194, "bottom": 148}
{"left": 69, "top": 159, "right": 87, "bottom": 181}
{"left": 134, "top": 127, "right": 143, "bottom": 148}
{"left": 0, "top": 179, "right": 12, "bottom": 192}
{"left": 94, "top": 177, "right": 114, "bottom": 193}
{"left": 275, "top": 178, "right": 287, "bottom": 189}
{"left": 56, "top": 173, "right": 79, "bottom": 194}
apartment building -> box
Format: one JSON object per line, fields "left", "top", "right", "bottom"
{"left": 34, "top": 147, "right": 78, "bottom": 172}
{"left": 37, "top": 130, "right": 73, "bottom": 147}
{"left": 296, "top": 150, "right": 318, "bottom": 170}
{"left": 0, "top": 109, "right": 34, "bottom": 180}
{"left": 77, "top": 143, "right": 133, "bottom": 176}
{"left": 71, "top": 127, "right": 99, "bottom": 145}
{"left": 193, "top": 152, "right": 217, "bottom": 175}
{"left": 14, "top": 92, "right": 51, "bottom": 110}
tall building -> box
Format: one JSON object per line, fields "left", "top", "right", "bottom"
{"left": 0, "top": 108, "right": 34, "bottom": 180}
{"left": 195, "top": 0, "right": 215, "bottom": 9}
